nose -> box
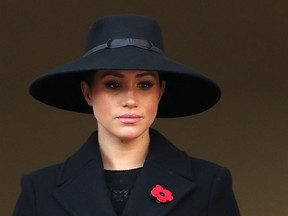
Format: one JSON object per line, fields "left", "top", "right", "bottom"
{"left": 124, "top": 99, "right": 137, "bottom": 108}
{"left": 122, "top": 89, "right": 138, "bottom": 108}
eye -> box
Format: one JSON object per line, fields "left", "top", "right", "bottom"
{"left": 105, "top": 81, "right": 121, "bottom": 89}
{"left": 137, "top": 81, "right": 154, "bottom": 89}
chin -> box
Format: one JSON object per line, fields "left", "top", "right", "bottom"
{"left": 114, "top": 126, "right": 149, "bottom": 140}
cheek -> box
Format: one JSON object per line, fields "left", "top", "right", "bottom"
{"left": 91, "top": 94, "right": 114, "bottom": 117}
{"left": 144, "top": 95, "right": 161, "bottom": 115}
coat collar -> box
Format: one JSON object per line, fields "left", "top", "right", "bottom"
{"left": 53, "top": 129, "right": 196, "bottom": 216}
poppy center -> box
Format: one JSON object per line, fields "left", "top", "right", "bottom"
{"left": 159, "top": 192, "right": 165, "bottom": 196}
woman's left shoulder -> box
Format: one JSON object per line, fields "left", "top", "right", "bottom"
{"left": 188, "top": 156, "right": 234, "bottom": 185}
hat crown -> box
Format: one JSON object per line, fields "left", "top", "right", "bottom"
{"left": 84, "top": 15, "right": 164, "bottom": 53}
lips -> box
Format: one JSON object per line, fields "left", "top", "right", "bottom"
{"left": 117, "top": 114, "right": 143, "bottom": 124}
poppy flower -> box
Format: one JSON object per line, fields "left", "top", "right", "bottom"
{"left": 151, "top": 184, "right": 174, "bottom": 203}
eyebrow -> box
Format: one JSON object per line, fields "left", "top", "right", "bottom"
{"left": 100, "top": 71, "right": 158, "bottom": 78}
{"left": 100, "top": 72, "right": 124, "bottom": 78}
{"left": 136, "top": 72, "right": 158, "bottom": 78}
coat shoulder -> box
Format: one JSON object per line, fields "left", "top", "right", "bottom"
{"left": 190, "top": 156, "right": 227, "bottom": 176}
{"left": 22, "top": 163, "right": 63, "bottom": 187}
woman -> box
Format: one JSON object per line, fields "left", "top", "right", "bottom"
{"left": 14, "top": 15, "right": 240, "bottom": 216}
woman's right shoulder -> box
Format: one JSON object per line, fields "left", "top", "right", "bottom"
{"left": 21, "top": 163, "right": 64, "bottom": 184}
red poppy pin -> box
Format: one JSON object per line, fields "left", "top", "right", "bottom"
{"left": 151, "top": 184, "right": 174, "bottom": 203}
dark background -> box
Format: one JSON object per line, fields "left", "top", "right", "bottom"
{"left": 1, "top": 1, "right": 287, "bottom": 215}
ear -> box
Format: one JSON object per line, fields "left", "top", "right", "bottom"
{"left": 80, "top": 81, "right": 92, "bottom": 106}
{"left": 159, "top": 80, "right": 166, "bottom": 101}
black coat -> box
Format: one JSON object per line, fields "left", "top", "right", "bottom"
{"left": 13, "top": 129, "right": 240, "bottom": 216}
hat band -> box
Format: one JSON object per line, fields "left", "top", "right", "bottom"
{"left": 83, "top": 38, "right": 164, "bottom": 57}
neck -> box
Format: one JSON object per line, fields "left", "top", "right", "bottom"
{"left": 98, "top": 129, "right": 150, "bottom": 170}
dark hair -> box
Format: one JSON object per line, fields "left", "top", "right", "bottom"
{"left": 80, "top": 70, "right": 96, "bottom": 87}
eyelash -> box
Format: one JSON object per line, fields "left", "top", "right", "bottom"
{"left": 138, "top": 81, "right": 154, "bottom": 89}
{"left": 105, "top": 81, "right": 121, "bottom": 89}
{"left": 104, "top": 81, "right": 154, "bottom": 90}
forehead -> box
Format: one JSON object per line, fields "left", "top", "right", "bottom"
{"left": 95, "top": 70, "right": 159, "bottom": 78}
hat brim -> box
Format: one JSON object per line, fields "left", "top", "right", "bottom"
{"left": 29, "top": 47, "right": 220, "bottom": 118}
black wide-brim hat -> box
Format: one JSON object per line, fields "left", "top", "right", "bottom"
{"left": 29, "top": 15, "right": 221, "bottom": 118}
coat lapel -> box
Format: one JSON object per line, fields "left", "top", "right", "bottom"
{"left": 53, "top": 132, "right": 117, "bottom": 216}
{"left": 53, "top": 129, "right": 197, "bottom": 216}
{"left": 122, "top": 129, "right": 197, "bottom": 216}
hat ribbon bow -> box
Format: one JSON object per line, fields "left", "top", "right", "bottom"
{"left": 83, "top": 38, "right": 164, "bottom": 57}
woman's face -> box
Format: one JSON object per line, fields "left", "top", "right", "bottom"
{"left": 81, "top": 70, "right": 165, "bottom": 141}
